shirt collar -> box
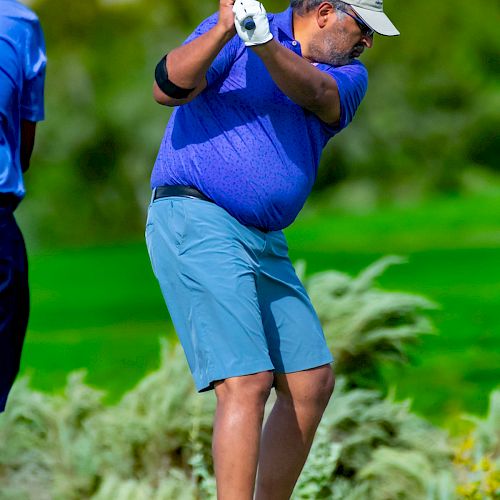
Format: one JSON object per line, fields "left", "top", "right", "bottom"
{"left": 271, "top": 7, "right": 295, "bottom": 42}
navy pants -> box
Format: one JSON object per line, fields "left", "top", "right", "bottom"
{"left": 0, "top": 207, "right": 29, "bottom": 412}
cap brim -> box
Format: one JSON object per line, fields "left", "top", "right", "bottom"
{"left": 351, "top": 6, "right": 400, "bottom": 36}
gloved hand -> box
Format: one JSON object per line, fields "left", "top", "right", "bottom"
{"left": 233, "top": 0, "right": 273, "bottom": 47}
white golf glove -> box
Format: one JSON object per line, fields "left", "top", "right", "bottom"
{"left": 233, "top": 0, "right": 273, "bottom": 47}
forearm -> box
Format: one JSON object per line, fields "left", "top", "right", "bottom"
{"left": 166, "top": 24, "right": 234, "bottom": 89}
{"left": 252, "top": 40, "right": 340, "bottom": 123}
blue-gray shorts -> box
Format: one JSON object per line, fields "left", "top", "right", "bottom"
{"left": 145, "top": 196, "right": 333, "bottom": 392}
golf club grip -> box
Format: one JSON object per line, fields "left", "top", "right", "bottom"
{"left": 243, "top": 17, "right": 256, "bottom": 30}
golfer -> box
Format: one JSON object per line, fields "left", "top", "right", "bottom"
{"left": 146, "top": 0, "right": 398, "bottom": 497}
{"left": 0, "top": 0, "right": 46, "bottom": 413}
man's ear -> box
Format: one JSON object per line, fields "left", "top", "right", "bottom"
{"left": 316, "top": 2, "right": 335, "bottom": 28}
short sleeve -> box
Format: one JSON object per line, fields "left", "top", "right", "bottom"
{"left": 20, "top": 17, "right": 46, "bottom": 122}
{"left": 0, "top": 38, "right": 19, "bottom": 110}
{"left": 182, "top": 13, "right": 237, "bottom": 88}
{"left": 319, "top": 60, "right": 368, "bottom": 132}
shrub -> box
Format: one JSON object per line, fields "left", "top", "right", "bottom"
{"left": 1, "top": 257, "right": 487, "bottom": 499}
{"left": 454, "top": 390, "right": 500, "bottom": 499}
{"left": 303, "top": 255, "right": 437, "bottom": 390}
{"left": 294, "top": 378, "right": 454, "bottom": 500}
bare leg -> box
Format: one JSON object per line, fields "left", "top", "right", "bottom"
{"left": 212, "top": 371, "right": 274, "bottom": 500}
{"left": 255, "top": 365, "right": 335, "bottom": 500}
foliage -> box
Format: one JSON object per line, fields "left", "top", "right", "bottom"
{"left": 317, "top": 0, "right": 500, "bottom": 198}
{"left": 294, "top": 378, "right": 454, "bottom": 500}
{"left": 17, "top": 0, "right": 500, "bottom": 246}
{"left": 0, "top": 344, "right": 216, "bottom": 500}
{"left": 1, "top": 257, "right": 497, "bottom": 499}
{"left": 0, "top": 372, "right": 455, "bottom": 500}
{"left": 454, "top": 390, "right": 500, "bottom": 499}
{"left": 303, "top": 255, "right": 437, "bottom": 389}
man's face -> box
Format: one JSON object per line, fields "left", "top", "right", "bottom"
{"left": 308, "top": 8, "right": 374, "bottom": 66}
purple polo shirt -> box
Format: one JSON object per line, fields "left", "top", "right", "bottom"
{"left": 151, "top": 8, "right": 368, "bottom": 231}
{"left": 0, "top": 0, "right": 46, "bottom": 200}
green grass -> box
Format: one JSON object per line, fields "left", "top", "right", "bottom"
{"left": 22, "top": 242, "right": 169, "bottom": 398}
{"left": 19, "top": 193, "right": 500, "bottom": 426}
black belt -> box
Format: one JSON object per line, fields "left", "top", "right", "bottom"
{"left": 154, "top": 185, "right": 213, "bottom": 203}
{"left": 153, "top": 185, "right": 270, "bottom": 233}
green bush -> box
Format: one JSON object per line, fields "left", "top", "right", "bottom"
{"left": 294, "top": 378, "right": 454, "bottom": 499}
{"left": 0, "top": 345, "right": 216, "bottom": 500}
{"left": 454, "top": 391, "right": 500, "bottom": 499}
{"left": 302, "top": 255, "right": 437, "bottom": 389}
{"left": 1, "top": 258, "right": 497, "bottom": 499}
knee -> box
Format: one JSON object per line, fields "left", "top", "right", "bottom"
{"left": 279, "top": 365, "right": 335, "bottom": 410}
{"left": 318, "top": 367, "right": 335, "bottom": 405}
{"left": 306, "top": 366, "right": 335, "bottom": 409}
{"left": 215, "top": 371, "right": 274, "bottom": 408}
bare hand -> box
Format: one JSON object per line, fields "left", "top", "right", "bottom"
{"left": 217, "top": 0, "right": 237, "bottom": 35}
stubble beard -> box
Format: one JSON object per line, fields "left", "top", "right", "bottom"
{"left": 308, "top": 29, "right": 354, "bottom": 66}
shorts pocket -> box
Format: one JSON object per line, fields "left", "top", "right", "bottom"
{"left": 145, "top": 212, "right": 156, "bottom": 274}
{"left": 169, "top": 200, "right": 188, "bottom": 250}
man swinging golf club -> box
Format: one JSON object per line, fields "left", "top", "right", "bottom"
{"left": 146, "top": 0, "right": 398, "bottom": 497}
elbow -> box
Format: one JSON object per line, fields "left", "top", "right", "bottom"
{"left": 152, "top": 82, "right": 197, "bottom": 107}
{"left": 153, "top": 82, "right": 176, "bottom": 107}
{"left": 309, "top": 83, "right": 340, "bottom": 124}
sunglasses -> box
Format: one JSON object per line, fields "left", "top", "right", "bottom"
{"left": 342, "top": 10, "right": 375, "bottom": 37}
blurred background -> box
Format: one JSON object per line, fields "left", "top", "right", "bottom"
{"left": 16, "top": 0, "right": 500, "bottom": 431}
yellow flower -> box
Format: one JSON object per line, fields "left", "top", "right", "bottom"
{"left": 456, "top": 481, "right": 479, "bottom": 498}
{"left": 477, "top": 456, "right": 492, "bottom": 472}
{"left": 484, "top": 469, "right": 500, "bottom": 496}
{"left": 454, "top": 435, "right": 476, "bottom": 466}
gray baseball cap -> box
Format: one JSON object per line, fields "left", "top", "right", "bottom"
{"left": 343, "top": 0, "right": 400, "bottom": 36}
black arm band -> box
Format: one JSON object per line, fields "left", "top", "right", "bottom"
{"left": 155, "top": 54, "right": 195, "bottom": 99}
